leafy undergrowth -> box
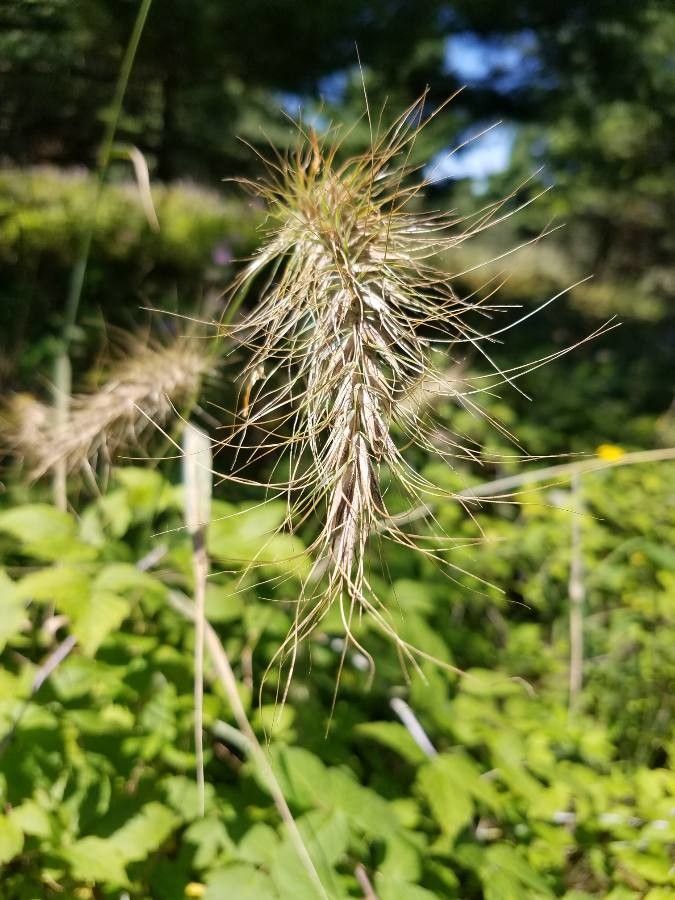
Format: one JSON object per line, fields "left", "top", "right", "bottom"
{"left": 0, "top": 458, "right": 673, "bottom": 899}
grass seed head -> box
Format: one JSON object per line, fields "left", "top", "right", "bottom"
{"left": 6, "top": 331, "right": 214, "bottom": 483}
{"left": 219, "top": 97, "right": 525, "bottom": 684}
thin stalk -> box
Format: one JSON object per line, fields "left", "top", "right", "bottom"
{"left": 52, "top": 0, "right": 152, "bottom": 508}
{"left": 182, "top": 423, "right": 213, "bottom": 818}
{"left": 387, "top": 446, "right": 675, "bottom": 527}
{"left": 167, "top": 591, "right": 330, "bottom": 900}
{"left": 60, "top": 0, "right": 153, "bottom": 351}
{"left": 192, "top": 536, "right": 208, "bottom": 814}
{"left": 390, "top": 697, "right": 437, "bottom": 758}
{"left": 355, "top": 864, "right": 380, "bottom": 900}
{"left": 51, "top": 354, "right": 71, "bottom": 510}
{"left": 458, "top": 447, "right": 675, "bottom": 499}
{"left": 568, "top": 474, "right": 585, "bottom": 712}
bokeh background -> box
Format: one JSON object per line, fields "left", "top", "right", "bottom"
{"left": 0, "top": 3, "right": 674, "bottom": 899}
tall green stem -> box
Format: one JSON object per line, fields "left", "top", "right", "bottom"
{"left": 52, "top": 0, "right": 152, "bottom": 508}
{"left": 60, "top": 0, "right": 153, "bottom": 351}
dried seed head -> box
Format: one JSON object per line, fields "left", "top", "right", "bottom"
{"left": 5, "top": 332, "right": 214, "bottom": 483}
{"left": 215, "top": 101, "right": 472, "bottom": 678}
{"left": 220, "top": 97, "right": 607, "bottom": 687}
{"left": 2, "top": 393, "right": 52, "bottom": 461}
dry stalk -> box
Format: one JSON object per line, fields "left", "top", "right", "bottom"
{"left": 182, "top": 423, "right": 213, "bottom": 818}
{"left": 568, "top": 473, "right": 585, "bottom": 711}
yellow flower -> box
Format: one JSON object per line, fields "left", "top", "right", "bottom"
{"left": 596, "top": 443, "right": 625, "bottom": 462}
{"left": 185, "top": 884, "right": 206, "bottom": 898}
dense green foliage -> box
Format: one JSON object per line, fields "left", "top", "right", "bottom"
{"left": 0, "top": 168, "right": 260, "bottom": 376}
{"left": 1, "top": 443, "right": 673, "bottom": 898}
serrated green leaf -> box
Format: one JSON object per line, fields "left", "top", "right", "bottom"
{"left": 269, "top": 745, "right": 328, "bottom": 809}
{"left": 204, "top": 580, "right": 246, "bottom": 623}
{"left": 269, "top": 746, "right": 396, "bottom": 838}
{"left": 270, "top": 810, "right": 349, "bottom": 900}
{"left": 115, "top": 467, "right": 169, "bottom": 511}
{"left": 93, "top": 562, "right": 166, "bottom": 603}
{"left": 294, "top": 808, "right": 350, "bottom": 868}
{"left": 326, "top": 768, "right": 397, "bottom": 837}
{"left": 614, "top": 848, "right": 673, "bottom": 885}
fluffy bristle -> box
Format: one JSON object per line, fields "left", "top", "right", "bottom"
{"left": 218, "top": 98, "right": 527, "bottom": 683}
{"left": 2, "top": 394, "right": 52, "bottom": 461}
{"left": 7, "top": 333, "right": 213, "bottom": 481}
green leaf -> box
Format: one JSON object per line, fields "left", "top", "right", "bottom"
{"left": 375, "top": 874, "right": 439, "bottom": 900}
{"left": 438, "top": 752, "right": 502, "bottom": 812}
{"left": 389, "top": 579, "right": 435, "bottom": 614}
{"left": 17, "top": 564, "right": 91, "bottom": 608}
{"left": 96, "top": 489, "right": 133, "bottom": 537}
{"left": 67, "top": 704, "right": 135, "bottom": 734}
{"left": 0, "top": 571, "right": 26, "bottom": 651}
{"left": 208, "top": 501, "right": 309, "bottom": 577}
{"left": 204, "top": 864, "right": 278, "bottom": 900}
{"left": 93, "top": 562, "right": 166, "bottom": 605}
{"left": 614, "top": 848, "right": 673, "bottom": 885}
{"left": 481, "top": 845, "right": 553, "bottom": 898}
{"left": 269, "top": 745, "right": 329, "bottom": 810}
{"left": 108, "top": 801, "right": 180, "bottom": 864}
{"left": 0, "top": 815, "right": 24, "bottom": 865}
{"left": 71, "top": 591, "right": 130, "bottom": 656}
{"left": 294, "top": 808, "right": 350, "bottom": 868}
{"left": 204, "top": 580, "right": 246, "bottom": 623}
{"left": 269, "top": 746, "right": 396, "bottom": 838}
{"left": 269, "top": 843, "right": 343, "bottom": 900}
{"left": 355, "top": 721, "right": 429, "bottom": 765}
{"left": 162, "top": 775, "right": 216, "bottom": 822}
{"left": 417, "top": 755, "right": 475, "bottom": 843}
{"left": 461, "top": 669, "right": 522, "bottom": 697}
{"left": 238, "top": 822, "right": 280, "bottom": 867}
{"left": 379, "top": 832, "right": 423, "bottom": 883}
{"left": 115, "top": 467, "right": 170, "bottom": 512}
{"left": 8, "top": 801, "right": 51, "bottom": 839}
{"left": 269, "top": 811, "right": 350, "bottom": 900}
{"left": 184, "top": 816, "right": 233, "bottom": 871}
{"left": 230, "top": 501, "right": 287, "bottom": 537}
{"left": 0, "top": 504, "right": 96, "bottom": 561}
{"left": 16, "top": 569, "right": 127, "bottom": 653}
{"left": 63, "top": 836, "right": 128, "bottom": 886}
